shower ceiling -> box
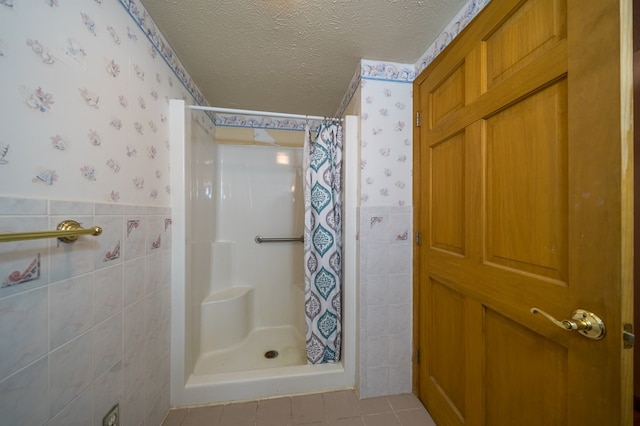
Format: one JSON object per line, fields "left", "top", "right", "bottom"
{"left": 139, "top": 0, "right": 468, "bottom": 116}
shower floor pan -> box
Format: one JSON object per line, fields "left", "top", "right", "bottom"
{"left": 194, "top": 325, "right": 306, "bottom": 375}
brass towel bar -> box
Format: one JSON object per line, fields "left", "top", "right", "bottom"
{"left": 0, "top": 220, "right": 102, "bottom": 244}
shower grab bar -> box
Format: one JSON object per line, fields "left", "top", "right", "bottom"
{"left": 0, "top": 220, "right": 102, "bottom": 244}
{"left": 255, "top": 235, "right": 304, "bottom": 244}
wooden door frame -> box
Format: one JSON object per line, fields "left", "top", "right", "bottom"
{"left": 412, "top": 71, "right": 422, "bottom": 395}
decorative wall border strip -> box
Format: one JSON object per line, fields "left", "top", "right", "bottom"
{"left": 336, "top": 0, "right": 491, "bottom": 117}
{"left": 214, "top": 115, "right": 321, "bottom": 132}
{"left": 119, "top": 1, "right": 320, "bottom": 131}
{"left": 118, "top": 0, "right": 209, "bottom": 109}
{"left": 121, "top": 0, "right": 491, "bottom": 129}
{"left": 361, "top": 60, "right": 416, "bottom": 83}
{"left": 415, "top": 0, "right": 491, "bottom": 75}
{"left": 335, "top": 65, "right": 362, "bottom": 119}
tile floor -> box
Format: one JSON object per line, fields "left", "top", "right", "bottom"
{"left": 161, "top": 390, "right": 437, "bottom": 426}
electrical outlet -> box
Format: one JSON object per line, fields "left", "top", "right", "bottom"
{"left": 103, "top": 404, "right": 119, "bottom": 426}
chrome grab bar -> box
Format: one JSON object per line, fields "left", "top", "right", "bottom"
{"left": 255, "top": 235, "right": 304, "bottom": 244}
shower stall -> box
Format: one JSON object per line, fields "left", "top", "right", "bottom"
{"left": 169, "top": 100, "right": 357, "bottom": 406}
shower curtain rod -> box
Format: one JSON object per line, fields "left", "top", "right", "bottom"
{"left": 188, "top": 105, "right": 343, "bottom": 122}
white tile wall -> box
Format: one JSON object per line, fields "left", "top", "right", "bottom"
{"left": 0, "top": 356, "right": 49, "bottom": 425}
{"left": 49, "top": 332, "right": 93, "bottom": 417}
{"left": 358, "top": 205, "right": 413, "bottom": 398}
{"left": 0, "top": 196, "right": 172, "bottom": 426}
{"left": 50, "top": 274, "right": 94, "bottom": 349}
{"left": 0, "top": 286, "right": 48, "bottom": 380}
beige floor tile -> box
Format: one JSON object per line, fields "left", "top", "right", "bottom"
{"left": 219, "top": 401, "right": 257, "bottom": 426}
{"left": 181, "top": 405, "right": 224, "bottom": 426}
{"left": 395, "top": 408, "right": 437, "bottom": 426}
{"left": 161, "top": 408, "right": 187, "bottom": 426}
{"left": 363, "top": 413, "right": 401, "bottom": 426}
{"left": 256, "top": 397, "right": 293, "bottom": 425}
{"left": 256, "top": 419, "right": 293, "bottom": 426}
{"left": 323, "top": 390, "right": 361, "bottom": 421}
{"left": 292, "top": 393, "right": 326, "bottom": 424}
{"left": 256, "top": 418, "right": 294, "bottom": 426}
{"left": 358, "top": 397, "right": 393, "bottom": 415}
{"left": 387, "top": 394, "right": 424, "bottom": 411}
{"left": 330, "top": 417, "right": 366, "bottom": 426}
{"left": 162, "top": 390, "right": 435, "bottom": 426}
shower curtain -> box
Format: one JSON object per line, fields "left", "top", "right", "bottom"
{"left": 303, "top": 121, "right": 343, "bottom": 364}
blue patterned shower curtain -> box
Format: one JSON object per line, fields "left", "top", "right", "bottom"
{"left": 304, "top": 121, "right": 343, "bottom": 364}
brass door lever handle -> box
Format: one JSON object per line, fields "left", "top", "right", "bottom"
{"left": 530, "top": 307, "right": 606, "bottom": 340}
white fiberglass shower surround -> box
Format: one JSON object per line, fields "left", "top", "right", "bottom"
{"left": 169, "top": 100, "right": 357, "bottom": 406}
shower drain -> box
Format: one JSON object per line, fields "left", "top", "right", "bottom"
{"left": 264, "top": 350, "right": 279, "bottom": 359}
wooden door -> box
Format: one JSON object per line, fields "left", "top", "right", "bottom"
{"left": 412, "top": 0, "right": 634, "bottom": 424}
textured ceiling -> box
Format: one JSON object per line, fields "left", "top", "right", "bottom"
{"left": 140, "top": 0, "right": 468, "bottom": 116}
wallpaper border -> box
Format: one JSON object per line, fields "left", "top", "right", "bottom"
{"left": 336, "top": 0, "right": 491, "bottom": 117}
{"left": 120, "top": 0, "right": 491, "bottom": 129}
{"left": 118, "top": 0, "right": 208, "bottom": 108}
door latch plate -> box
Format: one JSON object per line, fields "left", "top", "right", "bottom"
{"left": 623, "top": 323, "right": 635, "bottom": 349}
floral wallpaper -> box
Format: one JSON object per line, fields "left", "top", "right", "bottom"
{"left": 0, "top": 0, "right": 200, "bottom": 206}
{"left": 359, "top": 63, "right": 413, "bottom": 207}
{"left": 0, "top": 0, "right": 490, "bottom": 208}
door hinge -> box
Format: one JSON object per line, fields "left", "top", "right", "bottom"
{"left": 416, "top": 349, "right": 420, "bottom": 364}
{"left": 623, "top": 323, "right": 635, "bottom": 349}
{"left": 416, "top": 111, "right": 422, "bottom": 127}
{"left": 415, "top": 230, "right": 422, "bottom": 246}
